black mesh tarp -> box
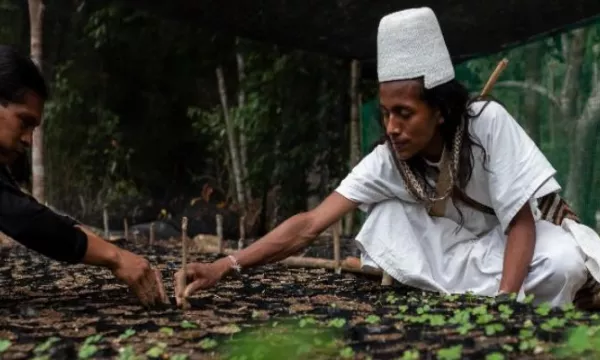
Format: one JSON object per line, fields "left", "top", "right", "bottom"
{"left": 117, "top": 0, "right": 600, "bottom": 68}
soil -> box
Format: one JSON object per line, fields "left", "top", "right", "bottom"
{"left": 0, "top": 237, "right": 598, "bottom": 360}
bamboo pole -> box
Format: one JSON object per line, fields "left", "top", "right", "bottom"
{"left": 150, "top": 222, "right": 155, "bottom": 246}
{"left": 381, "top": 272, "right": 393, "bottom": 286}
{"left": 180, "top": 217, "right": 190, "bottom": 309}
{"left": 216, "top": 214, "right": 224, "bottom": 253}
{"left": 238, "top": 215, "right": 245, "bottom": 250}
{"left": 123, "top": 218, "right": 129, "bottom": 241}
{"left": 102, "top": 205, "right": 109, "bottom": 239}
{"left": 192, "top": 242, "right": 382, "bottom": 277}
{"left": 333, "top": 221, "right": 341, "bottom": 274}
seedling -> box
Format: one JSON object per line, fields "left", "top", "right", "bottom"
{"left": 181, "top": 320, "right": 197, "bottom": 329}
{"left": 198, "top": 338, "right": 218, "bottom": 350}
{"left": 485, "top": 353, "right": 505, "bottom": 360}
{"left": 78, "top": 334, "right": 103, "bottom": 359}
{"left": 535, "top": 302, "right": 552, "bottom": 316}
{"left": 400, "top": 349, "right": 420, "bottom": 360}
{"left": 365, "top": 315, "right": 381, "bottom": 325}
{"left": 437, "top": 345, "right": 462, "bottom": 360}
{"left": 159, "top": 327, "right": 174, "bottom": 336}
{"left": 328, "top": 318, "right": 346, "bottom": 328}
{"left": 339, "top": 346, "right": 354, "bottom": 358}
{"left": 146, "top": 342, "right": 167, "bottom": 358}
{"left": 0, "top": 339, "right": 11, "bottom": 353}
{"left": 485, "top": 323, "right": 505, "bottom": 336}
{"left": 117, "top": 328, "right": 136, "bottom": 342}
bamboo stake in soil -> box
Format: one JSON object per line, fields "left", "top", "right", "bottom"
{"left": 102, "top": 205, "right": 109, "bottom": 239}
{"left": 238, "top": 215, "right": 245, "bottom": 250}
{"left": 123, "top": 218, "right": 129, "bottom": 241}
{"left": 179, "top": 217, "right": 191, "bottom": 309}
{"left": 149, "top": 222, "right": 155, "bottom": 246}
{"left": 193, "top": 243, "right": 383, "bottom": 277}
{"left": 333, "top": 221, "right": 341, "bottom": 274}
{"left": 216, "top": 214, "right": 224, "bottom": 254}
{"left": 381, "top": 272, "right": 393, "bottom": 286}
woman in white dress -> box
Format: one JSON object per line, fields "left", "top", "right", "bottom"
{"left": 175, "top": 7, "right": 600, "bottom": 309}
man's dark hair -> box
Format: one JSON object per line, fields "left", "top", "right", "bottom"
{"left": 0, "top": 45, "right": 48, "bottom": 106}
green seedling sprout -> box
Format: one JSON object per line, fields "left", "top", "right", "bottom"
{"left": 78, "top": 334, "right": 103, "bottom": 359}
{"left": 485, "top": 353, "right": 505, "bottom": 360}
{"left": 181, "top": 320, "right": 197, "bottom": 329}
{"left": 0, "top": 339, "right": 11, "bottom": 353}
{"left": 365, "top": 315, "right": 381, "bottom": 325}
{"left": 146, "top": 342, "right": 167, "bottom": 358}
{"left": 328, "top": 318, "right": 346, "bottom": 329}
{"left": 400, "top": 349, "right": 420, "bottom": 360}
{"left": 437, "top": 345, "right": 463, "bottom": 360}
{"left": 199, "top": 338, "right": 218, "bottom": 350}
{"left": 159, "top": 327, "right": 174, "bottom": 336}
{"left": 117, "top": 328, "right": 136, "bottom": 342}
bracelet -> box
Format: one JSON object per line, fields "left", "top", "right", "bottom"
{"left": 227, "top": 255, "right": 242, "bottom": 274}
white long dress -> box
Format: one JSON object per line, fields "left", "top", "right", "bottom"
{"left": 335, "top": 100, "right": 600, "bottom": 307}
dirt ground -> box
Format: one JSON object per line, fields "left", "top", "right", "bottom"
{"left": 0, "top": 237, "right": 597, "bottom": 359}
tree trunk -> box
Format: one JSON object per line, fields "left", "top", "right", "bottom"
{"left": 236, "top": 46, "right": 252, "bottom": 207}
{"left": 561, "top": 29, "right": 589, "bottom": 213}
{"left": 28, "top": 0, "right": 44, "bottom": 203}
{"left": 343, "top": 59, "right": 361, "bottom": 236}
{"left": 565, "top": 81, "right": 600, "bottom": 216}
{"left": 216, "top": 66, "right": 246, "bottom": 210}
{"left": 523, "top": 43, "right": 543, "bottom": 144}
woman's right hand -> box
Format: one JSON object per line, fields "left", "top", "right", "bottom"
{"left": 174, "top": 258, "right": 231, "bottom": 306}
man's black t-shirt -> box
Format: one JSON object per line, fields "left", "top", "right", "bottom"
{"left": 0, "top": 166, "right": 88, "bottom": 263}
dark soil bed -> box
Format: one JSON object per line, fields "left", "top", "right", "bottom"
{"left": 0, "top": 237, "right": 599, "bottom": 360}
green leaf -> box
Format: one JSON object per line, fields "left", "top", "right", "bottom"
{"left": 198, "top": 338, "right": 218, "bottom": 350}
{"left": 181, "top": 320, "right": 197, "bottom": 329}
{"left": 0, "top": 339, "right": 11, "bottom": 352}
{"left": 159, "top": 327, "right": 174, "bottom": 336}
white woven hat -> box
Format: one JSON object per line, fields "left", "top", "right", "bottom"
{"left": 377, "top": 7, "right": 455, "bottom": 88}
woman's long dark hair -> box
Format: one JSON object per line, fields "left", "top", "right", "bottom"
{"left": 372, "top": 78, "right": 493, "bottom": 223}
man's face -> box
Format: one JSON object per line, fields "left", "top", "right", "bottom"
{"left": 0, "top": 91, "right": 43, "bottom": 164}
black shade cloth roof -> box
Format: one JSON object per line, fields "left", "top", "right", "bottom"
{"left": 118, "top": 0, "right": 600, "bottom": 70}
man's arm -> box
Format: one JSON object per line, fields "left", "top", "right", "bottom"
{"left": 498, "top": 203, "right": 536, "bottom": 294}
{"left": 0, "top": 185, "right": 167, "bottom": 306}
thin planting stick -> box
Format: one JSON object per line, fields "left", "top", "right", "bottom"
{"left": 123, "top": 218, "right": 129, "bottom": 241}
{"left": 381, "top": 272, "right": 393, "bottom": 286}
{"left": 150, "top": 222, "right": 155, "bottom": 246}
{"left": 238, "top": 215, "right": 245, "bottom": 250}
{"left": 103, "top": 205, "right": 109, "bottom": 239}
{"left": 216, "top": 214, "right": 224, "bottom": 254}
{"left": 333, "top": 221, "right": 341, "bottom": 274}
{"left": 192, "top": 242, "right": 383, "bottom": 277}
{"left": 179, "top": 216, "right": 191, "bottom": 309}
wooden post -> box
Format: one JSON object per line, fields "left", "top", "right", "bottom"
{"left": 123, "top": 218, "right": 129, "bottom": 241}
{"left": 333, "top": 221, "right": 341, "bottom": 274}
{"left": 102, "top": 205, "right": 109, "bottom": 239}
{"left": 238, "top": 215, "right": 245, "bottom": 250}
{"left": 216, "top": 214, "right": 224, "bottom": 254}
{"left": 381, "top": 272, "right": 393, "bottom": 286}
{"left": 180, "top": 216, "right": 190, "bottom": 309}
{"left": 150, "top": 222, "right": 155, "bottom": 246}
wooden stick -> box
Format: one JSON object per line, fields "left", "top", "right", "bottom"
{"left": 238, "top": 215, "right": 245, "bottom": 250}
{"left": 180, "top": 217, "right": 190, "bottom": 309}
{"left": 381, "top": 272, "right": 393, "bottom": 286}
{"left": 123, "top": 218, "right": 129, "bottom": 241}
{"left": 192, "top": 242, "right": 383, "bottom": 277}
{"left": 103, "top": 205, "right": 109, "bottom": 239}
{"left": 481, "top": 58, "right": 509, "bottom": 96}
{"left": 216, "top": 214, "right": 224, "bottom": 254}
{"left": 333, "top": 221, "right": 341, "bottom": 274}
{"left": 150, "top": 222, "right": 155, "bottom": 246}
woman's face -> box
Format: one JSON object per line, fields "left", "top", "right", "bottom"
{"left": 379, "top": 80, "right": 443, "bottom": 161}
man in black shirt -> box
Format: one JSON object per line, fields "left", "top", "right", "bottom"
{"left": 0, "top": 45, "right": 167, "bottom": 307}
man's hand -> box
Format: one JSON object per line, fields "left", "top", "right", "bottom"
{"left": 174, "top": 258, "right": 231, "bottom": 306}
{"left": 110, "top": 248, "right": 169, "bottom": 307}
